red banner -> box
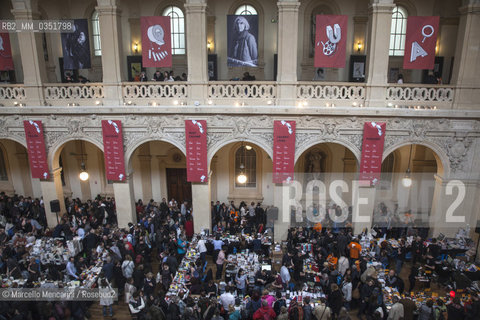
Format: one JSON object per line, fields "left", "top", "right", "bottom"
{"left": 359, "top": 122, "right": 386, "bottom": 186}
{"left": 0, "top": 33, "right": 14, "bottom": 70}
{"left": 101, "top": 120, "right": 126, "bottom": 182}
{"left": 185, "top": 120, "right": 208, "bottom": 183}
{"left": 314, "top": 15, "right": 348, "bottom": 68}
{"left": 23, "top": 121, "right": 49, "bottom": 180}
{"left": 141, "top": 16, "right": 172, "bottom": 68}
{"left": 403, "top": 16, "right": 439, "bottom": 70}
{"left": 273, "top": 120, "right": 296, "bottom": 183}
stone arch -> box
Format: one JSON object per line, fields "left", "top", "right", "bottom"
{"left": 154, "top": 1, "right": 186, "bottom": 16}
{"left": 382, "top": 140, "right": 448, "bottom": 177}
{"left": 295, "top": 138, "right": 361, "bottom": 166}
{"left": 0, "top": 136, "right": 26, "bottom": 149}
{"left": 125, "top": 137, "right": 186, "bottom": 171}
{"left": 394, "top": 0, "right": 418, "bottom": 16}
{"left": 49, "top": 136, "right": 104, "bottom": 171}
{"left": 208, "top": 137, "right": 272, "bottom": 167}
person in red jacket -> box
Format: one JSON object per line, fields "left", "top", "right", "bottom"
{"left": 253, "top": 300, "right": 276, "bottom": 320}
{"left": 185, "top": 216, "right": 194, "bottom": 240}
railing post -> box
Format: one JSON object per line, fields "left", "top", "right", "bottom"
{"left": 185, "top": 0, "right": 208, "bottom": 105}
{"left": 276, "top": 0, "right": 301, "bottom": 106}
{"left": 451, "top": 0, "right": 480, "bottom": 110}
{"left": 11, "top": 0, "right": 47, "bottom": 106}
{"left": 365, "top": 0, "right": 395, "bottom": 107}
{"left": 96, "top": 0, "right": 124, "bottom": 106}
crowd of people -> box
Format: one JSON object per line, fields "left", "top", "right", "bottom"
{"left": 0, "top": 191, "right": 479, "bottom": 320}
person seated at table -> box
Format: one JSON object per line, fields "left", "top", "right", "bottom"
{"left": 385, "top": 270, "right": 399, "bottom": 289}
{"left": 252, "top": 234, "right": 262, "bottom": 254}
{"left": 204, "top": 279, "right": 218, "bottom": 297}
{"left": 271, "top": 270, "right": 284, "bottom": 291}
{"left": 213, "top": 221, "right": 224, "bottom": 234}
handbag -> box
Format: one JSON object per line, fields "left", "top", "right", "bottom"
{"left": 352, "top": 287, "right": 360, "bottom": 299}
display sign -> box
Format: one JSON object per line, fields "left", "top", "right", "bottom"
{"left": 0, "top": 33, "right": 14, "bottom": 70}
{"left": 101, "top": 120, "right": 126, "bottom": 182}
{"left": 185, "top": 120, "right": 208, "bottom": 182}
{"left": 359, "top": 122, "right": 386, "bottom": 186}
{"left": 61, "top": 19, "right": 91, "bottom": 69}
{"left": 314, "top": 15, "right": 348, "bottom": 68}
{"left": 141, "top": 16, "right": 172, "bottom": 68}
{"left": 273, "top": 120, "right": 296, "bottom": 183}
{"left": 23, "top": 120, "right": 49, "bottom": 180}
{"left": 403, "top": 16, "right": 439, "bottom": 70}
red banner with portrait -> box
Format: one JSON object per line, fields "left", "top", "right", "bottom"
{"left": 359, "top": 122, "right": 386, "bottom": 186}
{"left": 101, "top": 120, "right": 126, "bottom": 182}
{"left": 185, "top": 120, "right": 208, "bottom": 183}
{"left": 0, "top": 33, "right": 14, "bottom": 70}
{"left": 141, "top": 16, "right": 172, "bottom": 68}
{"left": 403, "top": 16, "right": 439, "bottom": 70}
{"left": 273, "top": 120, "right": 296, "bottom": 183}
{"left": 23, "top": 121, "right": 49, "bottom": 180}
{"left": 314, "top": 15, "right": 348, "bottom": 68}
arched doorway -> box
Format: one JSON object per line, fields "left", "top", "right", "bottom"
{"left": 209, "top": 141, "right": 273, "bottom": 207}
{"left": 376, "top": 144, "right": 441, "bottom": 237}
{"left": 292, "top": 142, "right": 359, "bottom": 227}
{"left": 128, "top": 141, "right": 190, "bottom": 206}
{"left": 53, "top": 140, "right": 108, "bottom": 201}
{"left": 0, "top": 139, "right": 37, "bottom": 198}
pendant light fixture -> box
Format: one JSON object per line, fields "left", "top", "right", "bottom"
{"left": 237, "top": 143, "right": 247, "bottom": 184}
{"left": 401, "top": 144, "right": 413, "bottom": 188}
{"left": 79, "top": 141, "right": 89, "bottom": 181}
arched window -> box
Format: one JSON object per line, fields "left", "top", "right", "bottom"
{"left": 91, "top": 10, "right": 101, "bottom": 56}
{"left": 389, "top": 6, "right": 408, "bottom": 56}
{"left": 235, "top": 145, "right": 256, "bottom": 188}
{"left": 380, "top": 153, "right": 395, "bottom": 189}
{"left": 163, "top": 6, "right": 185, "bottom": 55}
{"left": 235, "top": 4, "right": 257, "bottom": 15}
{"left": 0, "top": 147, "right": 8, "bottom": 181}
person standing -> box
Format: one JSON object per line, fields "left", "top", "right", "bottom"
{"left": 216, "top": 246, "right": 226, "bottom": 280}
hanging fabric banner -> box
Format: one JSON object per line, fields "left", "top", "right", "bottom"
{"left": 185, "top": 120, "right": 208, "bottom": 182}
{"left": 61, "top": 19, "right": 91, "bottom": 70}
{"left": 23, "top": 120, "right": 49, "bottom": 180}
{"left": 141, "top": 16, "right": 172, "bottom": 68}
{"left": 403, "top": 16, "right": 439, "bottom": 70}
{"left": 0, "top": 33, "right": 14, "bottom": 70}
{"left": 359, "top": 122, "right": 386, "bottom": 186}
{"left": 227, "top": 15, "right": 259, "bottom": 67}
{"left": 101, "top": 120, "right": 126, "bottom": 182}
{"left": 314, "top": 15, "right": 348, "bottom": 68}
{"left": 273, "top": 120, "right": 296, "bottom": 183}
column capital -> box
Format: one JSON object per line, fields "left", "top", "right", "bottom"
{"left": 354, "top": 16, "right": 369, "bottom": 24}
{"left": 277, "top": 1, "right": 301, "bottom": 11}
{"left": 138, "top": 155, "right": 152, "bottom": 162}
{"left": 95, "top": 5, "right": 121, "bottom": 16}
{"left": 184, "top": 3, "right": 207, "bottom": 14}
{"left": 459, "top": 1, "right": 480, "bottom": 15}
{"left": 368, "top": 1, "right": 395, "bottom": 14}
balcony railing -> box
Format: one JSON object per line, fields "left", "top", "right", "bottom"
{"left": 207, "top": 81, "right": 276, "bottom": 105}
{"left": 0, "top": 82, "right": 461, "bottom": 109}
{"left": 0, "top": 84, "right": 26, "bottom": 106}
{"left": 122, "top": 82, "right": 188, "bottom": 105}
{"left": 297, "top": 82, "right": 366, "bottom": 107}
{"left": 44, "top": 83, "right": 104, "bottom": 106}
{"left": 386, "top": 84, "right": 454, "bottom": 109}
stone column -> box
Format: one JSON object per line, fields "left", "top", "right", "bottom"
{"left": 273, "top": 184, "right": 291, "bottom": 243}
{"left": 184, "top": 0, "right": 208, "bottom": 104}
{"left": 96, "top": 0, "right": 124, "bottom": 105}
{"left": 276, "top": 0, "right": 301, "bottom": 106}
{"left": 40, "top": 168, "right": 66, "bottom": 227}
{"left": 11, "top": 0, "right": 47, "bottom": 106}
{"left": 113, "top": 173, "right": 136, "bottom": 228}
{"left": 365, "top": 0, "right": 395, "bottom": 107}
{"left": 156, "top": 156, "right": 168, "bottom": 200}
{"left": 15, "top": 150, "right": 33, "bottom": 197}
{"left": 451, "top": 0, "right": 480, "bottom": 109}
{"left": 138, "top": 155, "right": 153, "bottom": 201}
{"left": 192, "top": 182, "right": 211, "bottom": 233}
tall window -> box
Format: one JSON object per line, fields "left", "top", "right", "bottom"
{"left": 380, "top": 153, "right": 395, "bottom": 189}
{"left": 0, "top": 147, "right": 7, "bottom": 181}
{"left": 389, "top": 6, "right": 408, "bottom": 56}
{"left": 235, "top": 4, "right": 257, "bottom": 15}
{"left": 163, "top": 6, "right": 185, "bottom": 55}
{"left": 91, "top": 10, "right": 102, "bottom": 56}
{"left": 235, "top": 146, "right": 256, "bottom": 188}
